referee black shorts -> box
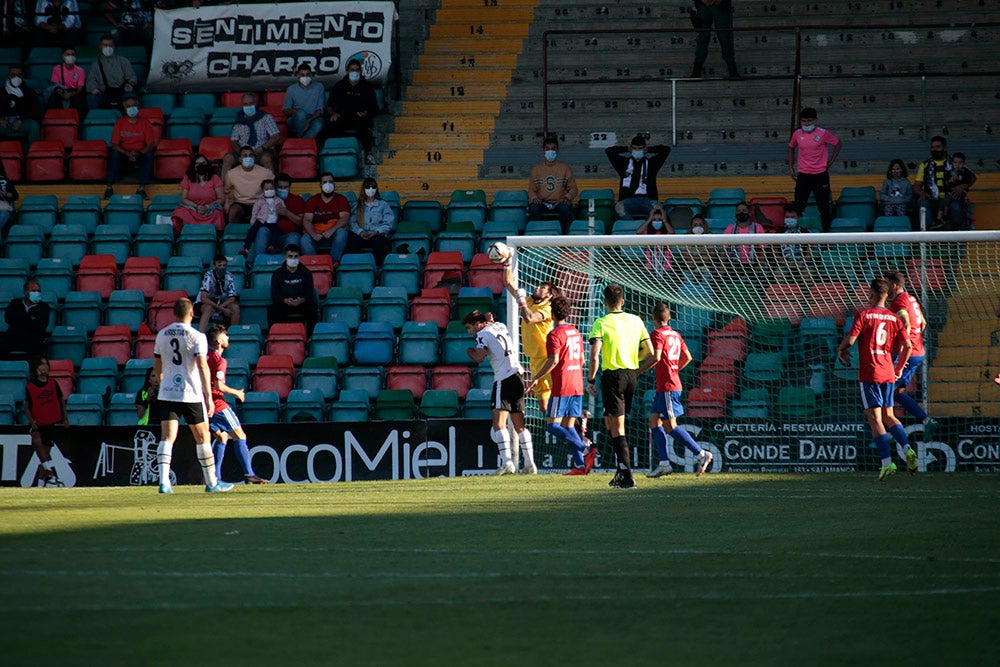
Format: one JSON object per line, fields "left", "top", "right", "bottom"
{"left": 600, "top": 368, "right": 637, "bottom": 417}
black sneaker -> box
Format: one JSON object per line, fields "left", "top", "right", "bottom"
{"left": 608, "top": 471, "right": 624, "bottom": 487}
{"left": 244, "top": 475, "right": 268, "bottom": 485}
{"left": 136, "top": 187, "right": 149, "bottom": 200}
{"left": 103, "top": 185, "right": 114, "bottom": 199}
{"left": 618, "top": 473, "right": 637, "bottom": 489}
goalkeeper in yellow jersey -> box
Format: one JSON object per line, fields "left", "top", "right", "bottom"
{"left": 504, "top": 266, "right": 558, "bottom": 412}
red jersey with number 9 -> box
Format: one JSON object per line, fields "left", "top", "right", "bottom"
{"left": 651, "top": 326, "right": 689, "bottom": 392}
{"left": 849, "top": 306, "right": 907, "bottom": 383}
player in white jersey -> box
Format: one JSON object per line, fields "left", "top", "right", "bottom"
{"left": 152, "top": 297, "right": 233, "bottom": 494}
{"left": 462, "top": 310, "right": 536, "bottom": 475}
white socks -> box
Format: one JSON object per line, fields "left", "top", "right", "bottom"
{"left": 518, "top": 430, "right": 535, "bottom": 468}
{"left": 195, "top": 443, "right": 218, "bottom": 487}
{"left": 491, "top": 428, "right": 512, "bottom": 466}
{"left": 157, "top": 440, "right": 173, "bottom": 486}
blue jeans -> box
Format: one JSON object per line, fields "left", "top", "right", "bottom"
{"left": 615, "top": 197, "right": 658, "bottom": 220}
{"left": 528, "top": 201, "right": 575, "bottom": 228}
{"left": 249, "top": 225, "right": 302, "bottom": 263}
{"left": 300, "top": 228, "right": 348, "bottom": 263}
{"left": 108, "top": 150, "right": 153, "bottom": 186}
{"left": 287, "top": 110, "right": 325, "bottom": 139}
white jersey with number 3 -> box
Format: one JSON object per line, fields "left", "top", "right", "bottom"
{"left": 154, "top": 322, "right": 208, "bottom": 403}
{"left": 476, "top": 322, "right": 523, "bottom": 382}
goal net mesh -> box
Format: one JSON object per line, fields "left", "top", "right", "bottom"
{"left": 507, "top": 232, "right": 1000, "bottom": 472}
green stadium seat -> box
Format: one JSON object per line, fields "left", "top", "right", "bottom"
{"left": 221, "top": 223, "right": 251, "bottom": 258}
{"left": 236, "top": 287, "right": 271, "bottom": 328}
{"left": 744, "top": 352, "right": 784, "bottom": 385}
{"left": 167, "top": 108, "right": 206, "bottom": 145}
{"left": 568, "top": 219, "right": 606, "bottom": 235}
{"left": 446, "top": 189, "right": 488, "bottom": 232}
{"left": 308, "top": 322, "right": 350, "bottom": 364}
{"left": 336, "top": 253, "right": 377, "bottom": 296}
{"left": 419, "top": 389, "right": 460, "bottom": 418}
{"left": 441, "top": 321, "right": 475, "bottom": 365}
{"left": 224, "top": 324, "right": 263, "bottom": 364}
{"left": 775, "top": 386, "right": 817, "bottom": 419}
{"left": 133, "top": 224, "right": 175, "bottom": 266}
{"left": 730, "top": 388, "right": 769, "bottom": 420}
{"left": 455, "top": 286, "right": 493, "bottom": 322}
{"left": 0, "top": 392, "right": 17, "bottom": 424}
{"left": 105, "top": 290, "right": 146, "bottom": 332}
{"left": 145, "top": 193, "right": 183, "bottom": 225}
{"left": 524, "top": 219, "right": 562, "bottom": 236}
{"left": 374, "top": 389, "right": 414, "bottom": 420}
{"left": 180, "top": 93, "right": 216, "bottom": 117}
{"left": 82, "top": 108, "right": 120, "bottom": 145}
{"left": 318, "top": 136, "right": 362, "bottom": 178}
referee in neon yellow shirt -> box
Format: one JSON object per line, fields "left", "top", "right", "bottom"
{"left": 587, "top": 284, "right": 653, "bottom": 489}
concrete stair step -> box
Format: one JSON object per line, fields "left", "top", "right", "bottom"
{"left": 411, "top": 68, "right": 514, "bottom": 84}
{"left": 401, "top": 100, "right": 502, "bottom": 116}
{"left": 403, "top": 83, "right": 510, "bottom": 101}
{"left": 386, "top": 132, "right": 492, "bottom": 149}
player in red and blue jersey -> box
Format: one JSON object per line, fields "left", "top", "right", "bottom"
{"left": 637, "top": 303, "right": 713, "bottom": 478}
{"left": 527, "top": 296, "right": 597, "bottom": 475}
{"left": 886, "top": 271, "right": 939, "bottom": 442}
{"left": 837, "top": 278, "right": 916, "bottom": 481}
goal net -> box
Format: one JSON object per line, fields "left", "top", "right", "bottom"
{"left": 506, "top": 230, "right": 1000, "bottom": 473}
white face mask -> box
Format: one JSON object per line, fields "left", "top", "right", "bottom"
{"left": 348, "top": 71, "right": 361, "bottom": 83}
{"left": 299, "top": 76, "right": 312, "bottom": 87}
{"left": 801, "top": 124, "right": 815, "bottom": 132}
{"left": 364, "top": 187, "right": 377, "bottom": 197}
{"left": 785, "top": 218, "right": 799, "bottom": 228}
{"left": 101, "top": 46, "right": 114, "bottom": 57}
{"left": 286, "top": 258, "right": 300, "bottom": 269}
{"left": 321, "top": 182, "right": 335, "bottom": 194}
{"left": 544, "top": 150, "right": 557, "bottom": 162}
{"left": 263, "top": 189, "right": 276, "bottom": 198}
{"left": 691, "top": 226, "right": 705, "bottom": 235}
{"left": 63, "top": 55, "right": 76, "bottom": 65}
{"left": 8, "top": 76, "right": 21, "bottom": 87}
{"left": 651, "top": 220, "right": 664, "bottom": 230}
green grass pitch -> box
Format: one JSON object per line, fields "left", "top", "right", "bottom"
{"left": 1, "top": 473, "right": 998, "bottom": 666}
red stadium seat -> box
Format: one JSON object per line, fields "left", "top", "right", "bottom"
{"left": 806, "top": 282, "right": 850, "bottom": 325}
{"left": 68, "top": 140, "right": 108, "bottom": 181}
{"left": 422, "top": 251, "right": 465, "bottom": 290}
{"left": 138, "top": 108, "right": 165, "bottom": 145}
{"left": 135, "top": 323, "right": 156, "bottom": 359}
{"left": 265, "top": 322, "right": 307, "bottom": 367}
{"left": 76, "top": 254, "right": 119, "bottom": 298}
{"left": 263, "top": 90, "right": 286, "bottom": 108}
{"left": 154, "top": 138, "right": 193, "bottom": 180}
{"left": 696, "top": 356, "right": 738, "bottom": 398}
{"left": 90, "top": 324, "right": 133, "bottom": 366}
{"left": 386, "top": 365, "right": 427, "bottom": 400}
{"left": 198, "top": 136, "right": 231, "bottom": 165}
{"left": 220, "top": 92, "right": 243, "bottom": 107}
{"left": 706, "top": 328, "right": 747, "bottom": 362}
{"left": 429, "top": 365, "right": 472, "bottom": 399}
{"left": 121, "top": 257, "right": 162, "bottom": 298}
{"left": 278, "top": 138, "right": 318, "bottom": 179}
{"left": 48, "top": 358, "right": 75, "bottom": 396}
{"left": 26, "top": 140, "right": 65, "bottom": 182}
{"left": 907, "top": 258, "right": 948, "bottom": 292}
{"left": 40, "top": 108, "right": 80, "bottom": 148}
{"left": 749, "top": 196, "right": 788, "bottom": 231}
{"left": 686, "top": 386, "right": 727, "bottom": 418}
{"left": 0, "top": 141, "right": 23, "bottom": 180}
{"left": 467, "top": 253, "right": 505, "bottom": 296}
{"left": 301, "top": 254, "right": 333, "bottom": 297}
{"left": 763, "top": 283, "right": 805, "bottom": 326}
{"left": 253, "top": 354, "right": 295, "bottom": 399}
{"left": 261, "top": 106, "right": 288, "bottom": 139}
{"left": 409, "top": 287, "right": 452, "bottom": 329}
{"left": 147, "top": 290, "right": 188, "bottom": 331}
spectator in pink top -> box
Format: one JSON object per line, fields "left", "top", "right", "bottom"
{"left": 171, "top": 154, "right": 225, "bottom": 234}
{"left": 723, "top": 201, "right": 766, "bottom": 282}
{"left": 787, "top": 107, "right": 842, "bottom": 232}
{"left": 46, "top": 46, "right": 86, "bottom": 111}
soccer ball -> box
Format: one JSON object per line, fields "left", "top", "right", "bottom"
{"left": 487, "top": 241, "right": 512, "bottom": 264}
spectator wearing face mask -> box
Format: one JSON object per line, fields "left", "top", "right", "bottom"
{"left": 683, "top": 214, "right": 715, "bottom": 285}
{"left": 528, "top": 136, "right": 578, "bottom": 232}
{"left": 787, "top": 107, "right": 842, "bottom": 233}
{"left": 346, "top": 177, "right": 395, "bottom": 266}
{"left": 283, "top": 63, "right": 326, "bottom": 139}
{"left": 85, "top": 34, "right": 137, "bottom": 110}
{"left": 0, "top": 65, "right": 42, "bottom": 145}
{"left": 105, "top": 94, "right": 154, "bottom": 199}
{"left": 723, "top": 201, "right": 767, "bottom": 283}
{"left": 324, "top": 59, "right": 380, "bottom": 158}
{"left": 195, "top": 254, "right": 240, "bottom": 332}
{"left": 2, "top": 279, "right": 51, "bottom": 360}
{"left": 222, "top": 92, "right": 281, "bottom": 172}
{"left": 46, "top": 46, "right": 86, "bottom": 111}
{"left": 241, "top": 178, "right": 283, "bottom": 264}
{"left": 223, "top": 144, "right": 275, "bottom": 224}
{"left": 172, "top": 154, "right": 225, "bottom": 235}
{"left": 301, "top": 172, "right": 351, "bottom": 266}
{"left": 268, "top": 244, "right": 317, "bottom": 335}
{"left": 606, "top": 134, "right": 671, "bottom": 220}
{"left": 636, "top": 205, "right": 675, "bottom": 275}
{"left": 774, "top": 205, "right": 813, "bottom": 285}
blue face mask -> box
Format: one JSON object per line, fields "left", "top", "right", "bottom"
{"left": 241, "top": 156, "right": 254, "bottom": 169}
{"left": 125, "top": 106, "right": 139, "bottom": 117}
{"left": 277, "top": 188, "right": 289, "bottom": 199}
{"left": 28, "top": 291, "right": 42, "bottom": 304}
{"left": 348, "top": 71, "right": 361, "bottom": 83}
{"left": 801, "top": 124, "right": 815, "bottom": 132}
{"left": 544, "top": 150, "right": 557, "bottom": 162}
{"left": 631, "top": 149, "right": 645, "bottom": 160}
{"left": 651, "top": 220, "right": 663, "bottom": 230}
{"left": 243, "top": 105, "right": 256, "bottom": 116}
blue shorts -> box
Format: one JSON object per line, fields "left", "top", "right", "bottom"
{"left": 547, "top": 395, "right": 582, "bottom": 419}
{"left": 209, "top": 406, "right": 242, "bottom": 434}
{"left": 651, "top": 390, "right": 685, "bottom": 420}
{"left": 860, "top": 382, "right": 895, "bottom": 409}
{"left": 894, "top": 355, "right": 925, "bottom": 389}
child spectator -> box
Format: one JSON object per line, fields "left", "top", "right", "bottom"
{"left": 941, "top": 152, "right": 976, "bottom": 230}
{"left": 879, "top": 159, "right": 914, "bottom": 217}
{"left": 774, "top": 205, "right": 813, "bottom": 285}
{"left": 241, "top": 178, "right": 282, "bottom": 262}
{"left": 636, "top": 205, "right": 674, "bottom": 275}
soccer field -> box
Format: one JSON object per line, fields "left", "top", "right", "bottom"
{"left": 1, "top": 474, "right": 998, "bottom": 666}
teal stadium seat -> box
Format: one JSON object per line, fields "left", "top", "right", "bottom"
{"left": 297, "top": 356, "right": 339, "bottom": 399}
{"left": 163, "top": 256, "right": 205, "bottom": 297}
{"left": 34, "top": 258, "right": 74, "bottom": 301}
{"left": 121, "top": 359, "right": 154, "bottom": 394}
{"left": 341, "top": 366, "right": 382, "bottom": 401}
{"left": 77, "top": 357, "right": 119, "bottom": 397}
{"left": 106, "top": 290, "right": 147, "bottom": 331}
{"left": 48, "top": 224, "right": 89, "bottom": 266}
{"left": 60, "top": 292, "right": 102, "bottom": 332}
{"left": 18, "top": 195, "right": 59, "bottom": 233}
{"left": 177, "top": 224, "right": 218, "bottom": 264}
{"left": 241, "top": 391, "right": 282, "bottom": 423}
{"left": 367, "top": 285, "right": 409, "bottom": 329}
{"left": 285, "top": 388, "right": 326, "bottom": 422}
{"left": 379, "top": 253, "right": 422, "bottom": 296}
{"left": 66, "top": 393, "right": 105, "bottom": 425}
{"left": 104, "top": 194, "right": 145, "bottom": 235}
{"left": 0, "top": 360, "right": 30, "bottom": 403}
{"left": 107, "top": 392, "right": 139, "bottom": 425}
{"left": 446, "top": 189, "right": 488, "bottom": 232}
{"left": 329, "top": 388, "right": 369, "bottom": 422}
{"left": 90, "top": 225, "right": 132, "bottom": 265}
{"left": 61, "top": 195, "right": 102, "bottom": 234}
{"left": 322, "top": 287, "right": 364, "bottom": 330}
{"left": 5, "top": 225, "right": 46, "bottom": 267}
{"left": 398, "top": 320, "right": 440, "bottom": 365}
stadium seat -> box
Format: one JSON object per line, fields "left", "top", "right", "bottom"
{"left": 147, "top": 290, "right": 188, "bottom": 331}
{"left": 198, "top": 135, "right": 231, "bottom": 165}
{"left": 46, "top": 358, "right": 74, "bottom": 398}
{"left": 48, "top": 325, "right": 89, "bottom": 366}
{"left": 480, "top": 220, "right": 519, "bottom": 254}
{"left": 329, "top": 388, "right": 369, "bottom": 422}
{"left": 121, "top": 358, "right": 153, "bottom": 394}
{"left": 422, "top": 251, "right": 465, "bottom": 290}
{"left": 296, "top": 356, "right": 338, "bottom": 399}
{"left": 367, "top": 285, "right": 409, "bottom": 329}
{"left": 205, "top": 107, "right": 238, "bottom": 138}
{"left": 163, "top": 256, "right": 204, "bottom": 297}
{"left": 104, "top": 290, "right": 146, "bottom": 332}
{"left": 61, "top": 194, "right": 102, "bottom": 233}
{"left": 745, "top": 352, "right": 784, "bottom": 385}
{"left": 224, "top": 324, "right": 264, "bottom": 364}
{"left": 455, "top": 286, "right": 494, "bottom": 322}
{"left": 142, "top": 93, "right": 176, "bottom": 115}
{"left": 524, "top": 220, "right": 562, "bottom": 236}
{"left": 798, "top": 317, "right": 839, "bottom": 358}
{"left": 0, "top": 140, "right": 23, "bottom": 180}
{"left": 253, "top": 355, "right": 295, "bottom": 399}
{"left": 145, "top": 193, "right": 183, "bottom": 225}
{"left": 0, "top": 360, "right": 30, "bottom": 403}
{"left": 68, "top": 139, "right": 108, "bottom": 181}
{"left": 89, "top": 226, "right": 132, "bottom": 266}
{"left": 121, "top": 257, "right": 162, "bottom": 298}
{"left": 434, "top": 220, "right": 477, "bottom": 263}
{"left": 75, "top": 254, "right": 118, "bottom": 298}
{"left": 61, "top": 291, "right": 102, "bottom": 332}
{"left": 379, "top": 253, "right": 422, "bottom": 296}
{"left": 285, "top": 388, "right": 326, "bottom": 422}
{"left": 685, "top": 386, "right": 727, "bottom": 419}
{"left": 220, "top": 222, "right": 250, "bottom": 258}
{"left": 137, "top": 107, "right": 165, "bottom": 145}
{"left": 176, "top": 224, "right": 217, "bottom": 264}
{"left": 441, "top": 321, "right": 475, "bottom": 365}
{"left": 335, "top": 253, "right": 377, "bottom": 296}
{"left": 319, "top": 136, "right": 362, "bottom": 178}
{"left": 706, "top": 328, "right": 748, "bottom": 362}
{"left": 278, "top": 138, "right": 318, "bottom": 179}
{"left": 489, "top": 190, "right": 528, "bottom": 230}
{"left": 353, "top": 321, "right": 395, "bottom": 365}
{"left": 446, "top": 190, "right": 488, "bottom": 232}
{"left": 133, "top": 224, "right": 175, "bottom": 265}
{"left": 34, "top": 258, "right": 74, "bottom": 301}
{"left": 154, "top": 139, "right": 194, "bottom": 180}
{"left": 463, "top": 387, "right": 493, "bottom": 419}
{"left": 90, "top": 324, "right": 133, "bottom": 366}
{"left": 4, "top": 225, "right": 46, "bottom": 267}
{"left": 466, "top": 254, "right": 506, "bottom": 297}
{"left": 429, "top": 365, "right": 472, "bottom": 399}
{"left": 321, "top": 287, "right": 364, "bottom": 330}
{"left": 749, "top": 196, "right": 787, "bottom": 230}
{"left": 134, "top": 325, "right": 156, "bottom": 360}
{"left": 806, "top": 283, "right": 850, "bottom": 325}
{"left": 409, "top": 287, "right": 452, "bottom": 329}
{"left": 166, "top": 108, "right": 206, "bottom": 146}
{"left": 104, "top": 194, "right": 145, "bottom": 234}
{"left": 398, "top": 320, "right": 439, "bottom": 365}
{"left": 575, "top": 189, "right": 615, "bottom": 226}
{"left": 829, "top": 218, "right": 866, "bottom": 234}
{"left": 262, "top": 106, "right": 288, "bottom": 138}
{"left": 730, "top": 388, "right": 770, "bottom": 420}
{"left": 66, "top": 393, "right": 104, "bottom": 426}
{"left": 374, "top": 389, "right": 415, "bottom": 420}
{"left": 107, "top": 392, "right": 139, "bottom": 426}
{"left": 775, "top": 386, "right": 817, "bottom": 419}
{"left": 241, "top": 391, "right": 282, "bottom": 424}
{"left": 342, "top": 366, "right": 382, "bottom": 401}
{"left": 385, "top": 365, "right": 427, "bottom": 400}
{"left": 0, "top": 257, "right": 29, "bottom": 299}
{"left": 401, "top": 200, "right": 443, "bottom": 233}
{"left": 234, "top": 287, "right": 268, "bottom": 328}
{"left": 568, "top": 219, "right": 607, "bottom": 235}
{"left": 26, "top": 140, "right": 65, "bottom": 181}
{"left": 695, "top": 356, "right": 738, "bottom": 398}
{"left": 266, "top": 322, "right": 307, "bottom": 366}
{"left": 474, "top": 359, "right": 494, "bottom": 390}
{"left": 419, "top": 389, "right": 461, "bottom": 418}
{"left": 907, "top": 258, "right": 948, "bottom": 292}
{"left": 77, "top": 357, "right": 119, "bottom": 397}
{"left": 307, "top": 321, "right": 350, "bottom": 364}
{"left": 249, "top": 254, "right": 284, "bottom": 289}
{"left": 17, "top": 194, "right": 59, "bottom": 232}
{"left": 81, "top": 109, "right": 119, "bottom": 144}
{"left": 763, "top": 284, "right": 806, "bottom": 326}
{"left": 301, "top": 254, "right": 334, "bottom": 297}
{"left": 48, "top": 224, "right": 89, "bottom": 266}
{"left": 180, "top": 92, "right": 216, "bottom": 116}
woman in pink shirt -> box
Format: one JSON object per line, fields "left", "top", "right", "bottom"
{"left": 46, "top": 46, "right": 86, "bottom": 111}
{"left": 171, "top": 154, "right": 225, "bottom": 235}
